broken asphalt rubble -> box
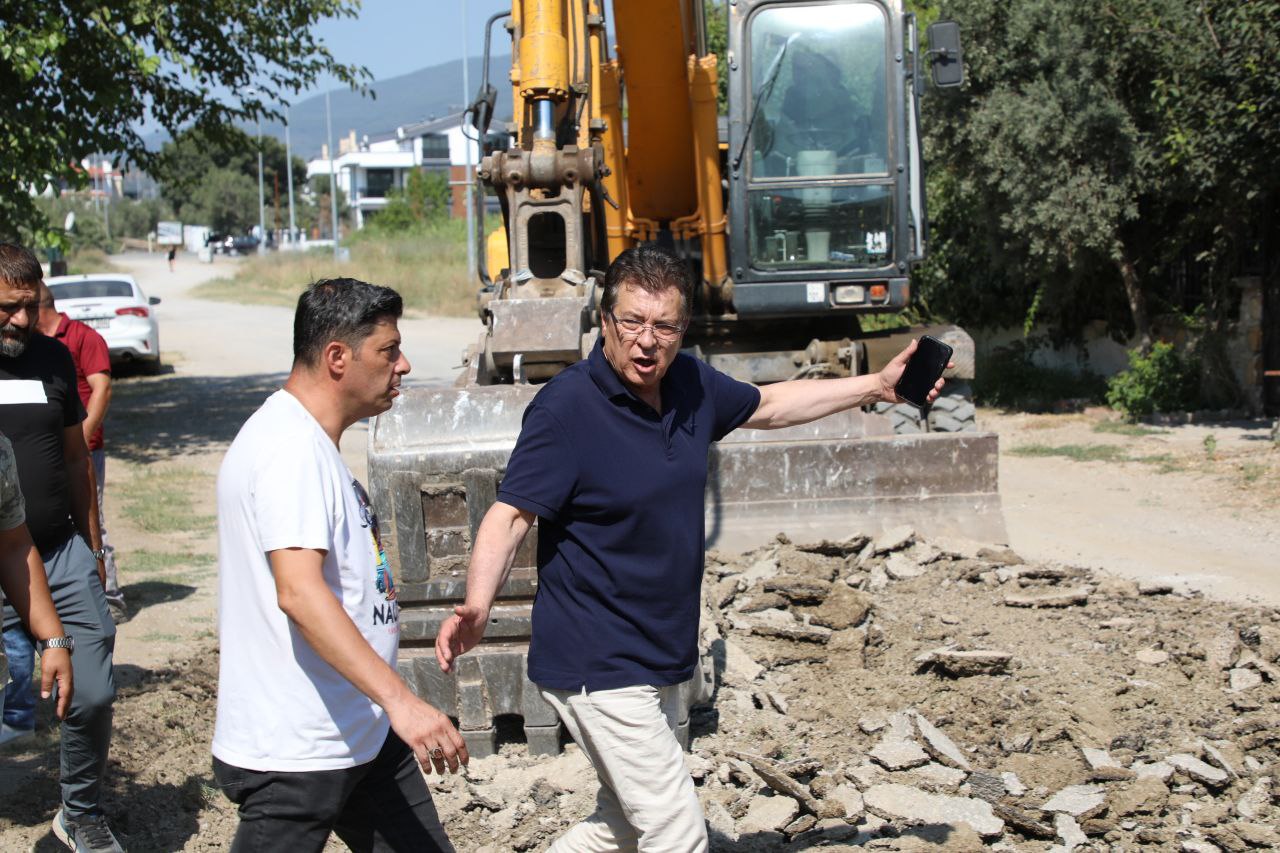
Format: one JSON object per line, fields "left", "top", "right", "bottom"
{"left": 431, "top": 527, "right": 1280, "bottom": 851}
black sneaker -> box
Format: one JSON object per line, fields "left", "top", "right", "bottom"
{"left": 52, "top": 809, "right": 124, "bottom": 852}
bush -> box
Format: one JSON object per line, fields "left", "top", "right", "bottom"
{"left": 973, "top": 338, "right": 1107, "bottom": 411}
{"left": 1105, "top": 342, "right": 1201, "bottom": 421}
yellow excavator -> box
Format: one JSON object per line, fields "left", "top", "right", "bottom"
{"left": 369, "top": 0, "right": 1003, "bottom": 757}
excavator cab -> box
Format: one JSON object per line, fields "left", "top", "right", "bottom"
{"left": 725, "top": 0, "right": 943, "bottom": 318}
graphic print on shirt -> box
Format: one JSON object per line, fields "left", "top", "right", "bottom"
{"left": 352, "top": 478, "right": 399, "bottom": 629}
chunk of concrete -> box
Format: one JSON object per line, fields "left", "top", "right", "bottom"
{"left": 1002, "top": 772, "right": 1027, "bottom": 796}
{"left": 863, "top": 783, "right": 1004, "bottom": 839}
{"left": 742, "top": 557, "right": 780, "bottom": 584}
{"left": 1055, "top": 813, "right": 1088, "bottom": 851}
{"left": 1203, "top": 628, "right": 1241, "bottom": 671}
{"left": 1234, "top": 776, "right": 1271, "bottom": 820}
{"left": 807, "top": 585, "right": 872, "bottom": 631}
{"left": 1228, "top": 667, "right": 1262, "bottom": 692}
{"left": 915, "top": 647, "right": 1014, "bottom": 676}
{"left": 1166, "top": 753, "right": 1230, "bottom": 787}
{"left": 1078, "top": 747, "right": 1121, "bottom": 770}
{"left": 739, "top": 794, "right": 799, "bottom": 834}
{"left": 1199, "top": 740, "right": 1237, "bottom": 780}
{"left": 869, "top": 738, "right": 930, "bottom": 771}
{"left": 1135, "top": 648, "right": 1169, "bottom": 665}
{"left": 1041, "top": 784, "right": 1106, "bottom": 819}
{"left": 763, "top": 575, "right": 832, "bottom": 604}
{"left": 884, "top": 552, "right": 925, "bottom": 580}
{"left": 1132, "top": 760, "right": 1174, "bottom": 782}
{"left": 872, "top": 525, "right": 916, "bottom": 555}
{"left": 824, "top": 784, "right": 864, "bottom": 820}
{"left": 912, "top": 712, "right": 972, "bottom": 771}
{"left": 721, "top": 639, "right": 763, "bottom": 687}
{"left": 1004, "top": 588, "right": 1089, "bottom": 608}
{"left": 910, "top": 763, "right": 968, "bottom": 790}
{"left": 1107, "top": 776, "right": 1169, "bottom": 816}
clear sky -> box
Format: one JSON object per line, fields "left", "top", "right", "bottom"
{"left": 308, "top": 0, "right": 514, "bottom": 92}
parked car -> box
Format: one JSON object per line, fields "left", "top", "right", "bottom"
{"left": 46, "top": 274, "right": 162, "bottom": 374}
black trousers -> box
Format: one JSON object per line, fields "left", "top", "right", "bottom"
{"left": 212, "top": 729, "right": 453, "bottom": 853}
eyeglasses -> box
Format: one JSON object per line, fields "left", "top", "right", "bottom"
{"left": 608, "top": 310, "right": 686, "bottom": 344}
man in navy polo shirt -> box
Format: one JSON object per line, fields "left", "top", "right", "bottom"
{"left": 437, "top": 245, "right": 947, "bottom": 850}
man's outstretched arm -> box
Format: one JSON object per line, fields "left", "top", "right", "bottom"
{"left": 435, "top": 501, "right": 535, "bottom": 674}
{"left": 743, "top": 338, "right": 951, "bottom": 430}
{"left": 271, "top": 547, "right": 468, "bottom": 775}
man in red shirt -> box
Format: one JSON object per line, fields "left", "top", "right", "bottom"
{"left": 36, "top": 284, "right": 126, "bottom": 622}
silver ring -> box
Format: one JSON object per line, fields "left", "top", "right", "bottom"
{"left": 431, "top": 748, "right": 444, "bottom": 761}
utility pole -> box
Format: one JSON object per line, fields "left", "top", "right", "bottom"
{"left": 285, "top": 104, "right": 297, "bottom": 244}
{"left": 325, "top": 88, "right": 340, "bottom": 258}
{"left": 256, "top": 116, "right": 267, "bottom": 252}
{"left": 462, "top": 0, "right": 476, "bottom": 280}
{"left": 102, "top": 160, "right": 111, "bottom": 243}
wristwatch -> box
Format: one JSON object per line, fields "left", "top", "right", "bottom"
{"left": 39, "top": 636, "right": 74, "bottom": 653}
{"left": 90, "top": 548, "right": 107, "bottom": 561}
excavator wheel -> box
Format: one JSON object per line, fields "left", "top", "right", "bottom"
{"left": 875, "top": 401, "right": 924, "bottom": 434}
{"left": 927, "top": 382, "right": 977, "bottom": 432}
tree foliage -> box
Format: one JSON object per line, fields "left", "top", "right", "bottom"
{"left": 0, "top": 0, "right": 366, "bottom": 240}
{"left": 704, "top": 0, "right": 729, "bottom": 114}
{"left": 148, "top": 125, "right": 308, "bottom": 232}
{"left": 371, "top": 170, "right": 451, "bottom": 234}
{"left": 916, "top": 0, "right": 1280, "bottom": 349}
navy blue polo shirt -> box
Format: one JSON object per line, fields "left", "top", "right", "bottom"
{"left": 497, "top": 340, "right": 761, "bottom": 691}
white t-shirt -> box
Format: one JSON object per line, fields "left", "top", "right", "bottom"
{"left": 212, "top": 390, "right": 400, "bottom": 771}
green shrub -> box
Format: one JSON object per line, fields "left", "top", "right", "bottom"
{"left": 973, "top": 337, "right": 1107, "bottom": 411}
{"left": 1105, "top": 342, "right": 1200, "bottom": 421}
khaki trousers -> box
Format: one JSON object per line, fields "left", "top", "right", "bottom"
{"left": 540, "top": 684, "right": 708, "bottom": 853}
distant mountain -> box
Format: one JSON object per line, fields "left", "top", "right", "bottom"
{"left": 265, "top": 54, "right": 514, "bottom": 158}
{"left": 140, "top": 54, "right": 513, "bottom": 158}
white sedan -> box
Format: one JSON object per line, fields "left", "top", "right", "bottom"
{"left": 46, "top": 273, "right": 162, "bottom": 374}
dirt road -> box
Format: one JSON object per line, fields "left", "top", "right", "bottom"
{"left": 0, "top": 250, "right": 1274, "bottom": 850}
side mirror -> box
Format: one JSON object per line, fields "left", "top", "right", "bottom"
{"left": 926, "top": 21, "right": 964, "bottom": 88}
{"left": 149, "top": 296, "right": 161, "bottom": 306}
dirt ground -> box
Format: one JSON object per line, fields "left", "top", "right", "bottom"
{"left": 0, "top": 252, "right": 1275, "bottom": 850}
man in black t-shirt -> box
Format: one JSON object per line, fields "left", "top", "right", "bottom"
{"left": 0, "top": 243, "right": 122, "bottom": 853}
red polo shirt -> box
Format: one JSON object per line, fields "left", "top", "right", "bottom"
{"left": 52, "top": 314, "right": 111, "bottom": 451}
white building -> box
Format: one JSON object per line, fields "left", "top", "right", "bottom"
{"left": 306, "top": 113, "right": 509, "bottom": 231}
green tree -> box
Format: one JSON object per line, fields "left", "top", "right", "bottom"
{"left": 305, "top": 174, "right": 349, "bottom": 240}
{"left": 0, "top": 0, "right": 365, "bottom": 240}
{"left": 917, "top": 0, "right": 1279, "bottom": 355}
{"left": 704, "top": 0, "right": 729, "bottom": 114}
{"left": 372, "top": 169, "right": 452, "bottom": 233}
{"left": 185, "top": 169, "right": 260, "bottom": 234}
{"left": 151, "top": 126, "right": 307, "bottom": 227}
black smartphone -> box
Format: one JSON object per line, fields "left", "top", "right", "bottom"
{"left": 894, "top": 335, "right": 953, "bottom": 410}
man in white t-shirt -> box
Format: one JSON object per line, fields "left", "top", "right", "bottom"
{"left": 213, "top": 278, "right": 465, "bottom": 852}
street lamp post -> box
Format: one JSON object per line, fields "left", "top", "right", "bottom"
{"left": 462, "top": 0, "right": 476, "bottom": 280}
{"left": 285, "top": 104, "right": 297, "bottom": 245}
{"left": 256, "top": 116, "right": 267, "bottom": 253}
{"left": 325, "top": 88, "right": 340, "bottom": 258}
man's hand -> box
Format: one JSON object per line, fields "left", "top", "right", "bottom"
{"left": 877, "top": 339, "right": 953, "bottom": 405}
{"left": 39, "top": 648, "right": 73, "bottom": 719}
{"left": 435, "top": 605, "right": 490, "bottom": 674}
{"left": 385, "top": 693, "right": 469, "bottom": 775}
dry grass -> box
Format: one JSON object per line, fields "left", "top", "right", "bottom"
{"left": 67, "top": 248, "right": 122, "bottom": 274}
{"left": 192, "top": 220, "right": 476, "bottom": 316}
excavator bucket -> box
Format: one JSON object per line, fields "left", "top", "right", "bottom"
{"left": 368, "top": 385, "right": 1004, "bottom": 756}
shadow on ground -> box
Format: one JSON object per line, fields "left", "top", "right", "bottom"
{"left": 107, "top": 372, "right": 286, "bottom": 464}
{"left": 119, "top": 580, "right": 197, "bottom": 617}
{"left": 0, "top": 652, "right": 221, "bottom": 852}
